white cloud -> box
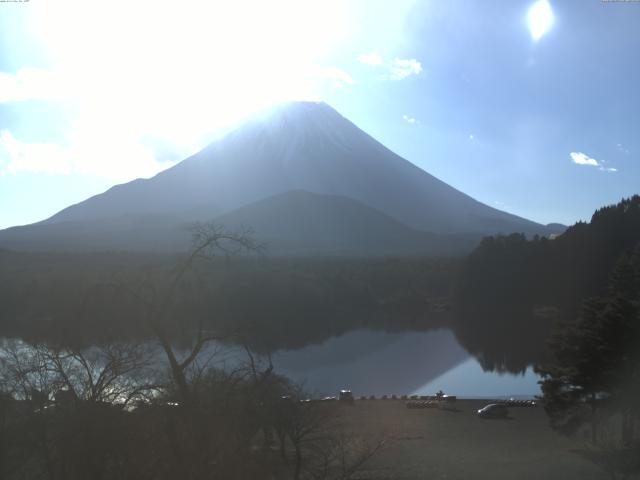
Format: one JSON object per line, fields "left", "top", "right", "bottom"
{"left": 314, "top": 66, "right": 354, "bottom": 88}
{"left": 358, "top": 53, "right": 423, "bottom": 80}
{"left": 617, "top": 143, "right": 630, "bottom": 155}
{"left": 0, "top": 130, "right": 72, "bottom": 175}
{"left": 389, "top": 58, "right": 423, "bottom": 80}
{"left": 0, "top": 129, "right": 176, "bottom": 181}
{"left": 570, "top": 151, "right": 617, "bottom": 173}
{"left": 402, "top": 114, "right": 418, "bottom": 124}
{"left": 358, "top": 51, "right": 383, "bottom": 65}
{"left": 0, "top": 68, "right": 67, "bottom": 103}
{"left": 570, "top": 151, "right": 600, "bottom": 167}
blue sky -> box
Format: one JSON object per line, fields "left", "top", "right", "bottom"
{"left": 1, "top": 0, "right": 638, "bottom": 229}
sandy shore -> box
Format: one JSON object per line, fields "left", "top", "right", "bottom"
{"left": 329, "top": 399, "right": 606, "bottom": 480}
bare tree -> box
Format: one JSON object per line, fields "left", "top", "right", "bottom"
{"left": 97, "top": 222, "right": 267, "bottom": 479}
{"left": 110, "top": 222, "right": 263, "bottom": 405}
{"left": 271, "top": 390, "right": 385, "bottom": 480}
{"left": 307, "top": 431, "right": 385, "bottom": 480}
{"left": 0, "top": 338, "right": 160, "bottom": 480}
{"left": 0, "top": 340, "right": 156, "bottom": 406}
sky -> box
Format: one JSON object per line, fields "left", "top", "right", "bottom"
{"left": 0, "top": 0, "right": 639, "bottom": 229}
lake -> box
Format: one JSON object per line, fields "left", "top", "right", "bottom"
{"left": 271, "top": 329, "right": 541, "bottom": 398}
{"left": 0, "top": 328, "right": 541, "bottom": 400}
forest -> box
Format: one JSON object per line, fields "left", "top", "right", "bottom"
{"left": 0, "top": 249, "right": 458, "bottom": 350}
{"left": 454, "top": 195, "right": 640, "bottom": 373}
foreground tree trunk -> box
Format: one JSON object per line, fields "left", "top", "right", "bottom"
{"left": 591, "top": 392, "right": 597, "bottom": 445}
{"left": 294, "top": 444, "right": 302, "bottom": 480}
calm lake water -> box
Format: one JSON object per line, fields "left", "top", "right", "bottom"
{"left": 271, "top": 329, "right": 540, "bottom": 398}
{"left": 1, "top": 329, "right": 540, "bottom": 399}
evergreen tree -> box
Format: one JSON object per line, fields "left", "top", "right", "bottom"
{"left": 537, "top": 243, "right": 640, "bottom": 444}
{"left": 455, "top": 195, "right": 640, "bottom": 373}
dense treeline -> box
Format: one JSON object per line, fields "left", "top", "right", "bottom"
{"left": 535, "top": 236, "right": 640, "bottom": 478}
{"left": 454, "top": 195, "right": 640, "bottom": 372}
{"left": 210, "top": 256, "right": 456, "bottom": 351}
{"left": 538, "top": 244, "right": 640, "bottom": 441}
{"left": 0, "top": 249, "right": 458, "bottom": 351}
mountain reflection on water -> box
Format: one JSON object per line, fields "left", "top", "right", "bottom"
{"left": 271, "top": 329, "right": 540, "bottom": 398}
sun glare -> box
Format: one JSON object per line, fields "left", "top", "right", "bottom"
{"left": 28, "top": 0, "right": 350, "bottom": 158}
{"left": 527, "top": 0, "right": 554, "bottom": 42}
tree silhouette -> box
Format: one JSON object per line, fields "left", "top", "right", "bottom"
{"left": 536, "top": 243, "right": 640, "bottom": 478}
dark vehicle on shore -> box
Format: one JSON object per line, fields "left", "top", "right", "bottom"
{"left": 477, "top": 403, "right": 509, "bottom": 419}
{"left": 339, "top": 390, "right": 355, "bottom": 404}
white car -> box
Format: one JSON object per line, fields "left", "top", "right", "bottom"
{"left": 477, "top": 403, "right": 509, "bottom": 418}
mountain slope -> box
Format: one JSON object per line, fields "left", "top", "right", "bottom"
{"left": 215, "top": 190, "right": 477, "bottom": 256}
{"left": 0, "top": 214, "right": 192, "bottom": 253}
{"left": 41, "top": 102, "right": 552, "bottom": 236}
{"left": 0, "top": 190, "right": 478, "bottom": 255}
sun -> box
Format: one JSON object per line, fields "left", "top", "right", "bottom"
{"left": 527, "top": 0, "right": 554, "bottom": 42}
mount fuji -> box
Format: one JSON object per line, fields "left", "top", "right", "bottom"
{"left": 0, "top": 102, "right": 562, "bottom": 255}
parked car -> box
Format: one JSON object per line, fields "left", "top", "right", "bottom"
{"left": 477, "top": 403, "right": 509, "bottom": 418}
{"left": 339, "top": 390, "right": 354, "bottom": 404}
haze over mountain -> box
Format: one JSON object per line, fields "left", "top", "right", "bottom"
{"left": 0, "top": 102, "right": 562, "bottom": 255}
{"left": 216, "top": 190, "right": 479, "bottom": 256}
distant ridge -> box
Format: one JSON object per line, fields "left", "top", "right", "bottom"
{"left": 215, "top": 190, "right": 478, "bottom": 256}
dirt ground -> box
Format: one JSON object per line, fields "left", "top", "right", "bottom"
{"left": 329, "top": 399, "right": 607, "bottom": 480}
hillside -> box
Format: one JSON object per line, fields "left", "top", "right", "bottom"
{"left": 215, "top": 190, "right": 478, "bottom": 256}
{"left": 0, "top": 191, "right": 479, "bottom": 255}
